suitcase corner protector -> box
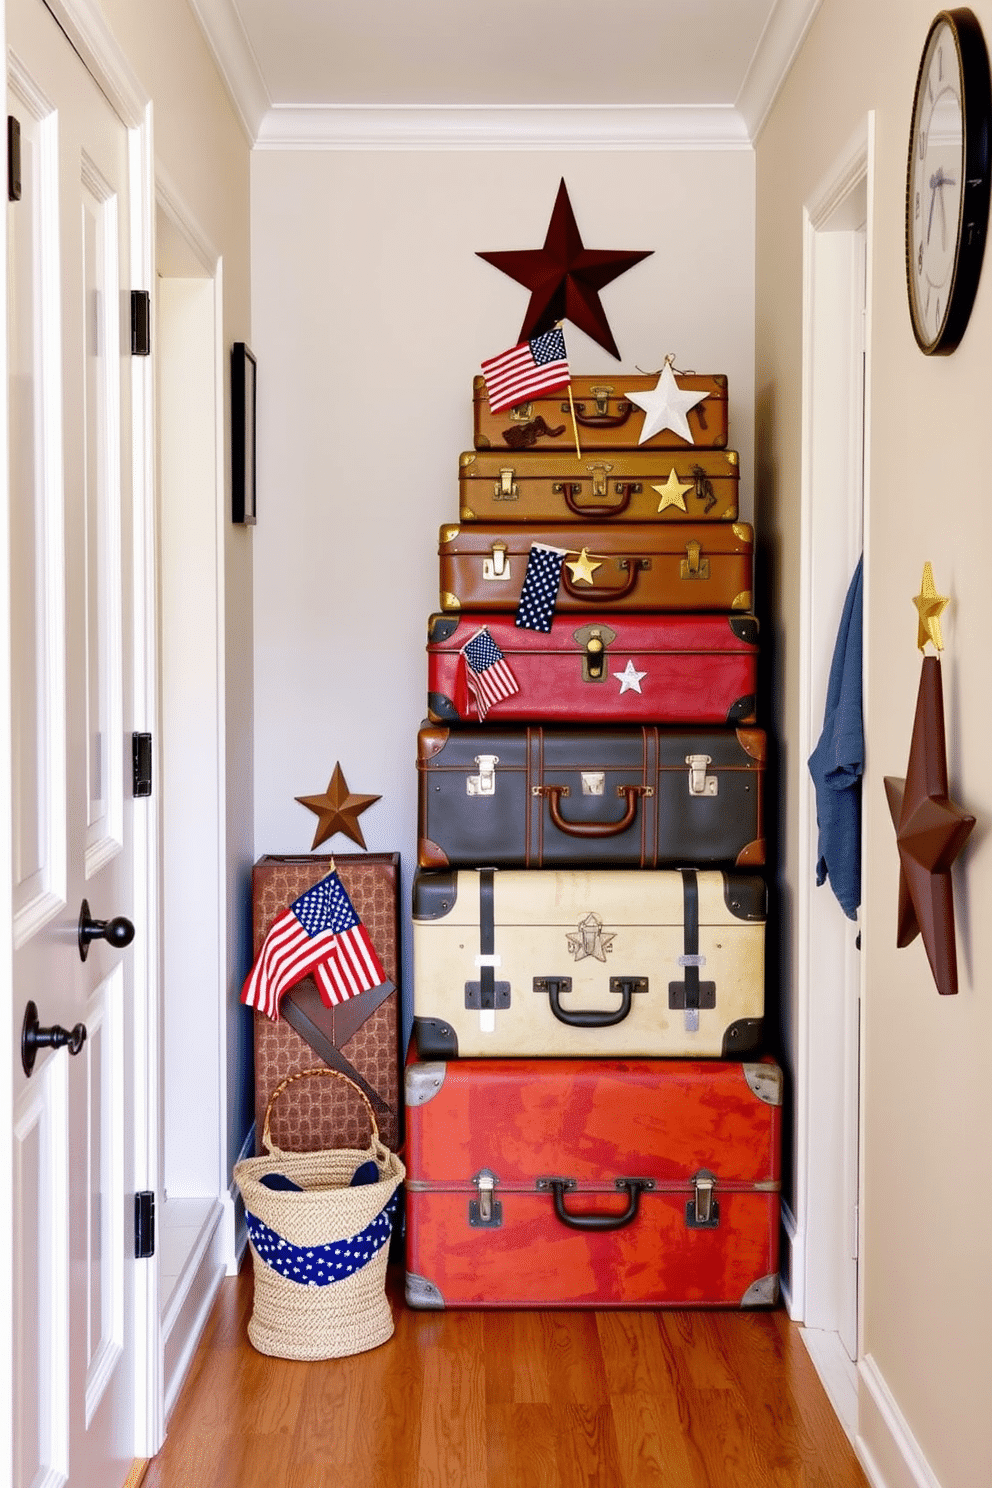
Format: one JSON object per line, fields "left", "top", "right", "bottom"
{"left": 406, "top": 1272, "right": 445, "bottom": 1309}
{"left": 405, "top": 1058, "right": 448, "bottom": 1105}
{"left": 740, "top": 1273, "right": 779, "bottom": 1308}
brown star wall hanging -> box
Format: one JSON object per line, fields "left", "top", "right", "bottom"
{"left": 296, "top": 762, "right": 380, "bottom": 851}
{"left": 883, "top": 569, "right": 974, "bottom": 995}
{"left": 477, "top": 178, "right": 652, "bottom": 361}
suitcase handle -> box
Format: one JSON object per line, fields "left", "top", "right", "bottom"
{"left": 565, "top": 399, "right": 633, "bottom": 430}
{"left": 561, "top": 482, "right": 634, "bottom": 519}
{"left": 543, "top": 975, "right": 637, "bottom": 1027}
{"left": 560, "top": 560, "right": 641, "bottom": 602}
{"left": 538, "top": 1176, "right": 653, "bottom": 1231}
{"left": 537, "top": 783, "right": 650, "bottom": 837}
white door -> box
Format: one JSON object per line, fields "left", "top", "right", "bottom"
{"left": 9, "top": 0, "right": 140, "bottom": 1483}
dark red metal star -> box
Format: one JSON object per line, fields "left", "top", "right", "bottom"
{"left": 883, "top": 656, "right": 974, "bottom": 995}
{"left": 477, "top": 178, "right": 652, "bottom": 361}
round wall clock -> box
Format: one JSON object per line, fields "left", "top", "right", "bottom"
{"left": 906, "top": 8, "right": 992, "bottom": 354}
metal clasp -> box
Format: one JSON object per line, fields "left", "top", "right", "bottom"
{"left": 494, "top": 468, "right": 518, "bottom": 501}
{"left": 468, "top": 754, "right": 498, "bottom": 796}
{"left": 686, "top": 1169, "right": 720, "bottom": 1229}
{"left": 483, "top": 542, "right": 511, "bottom": 581}
{"left": 469, "top": 1169, "right": 503, "bottom": 1228}
{"left": 574, "top": 623, "right": 614, "bottom": 682}
{"left": 686, "top": 754, "right": 718, "bottom": 797}
{"left": 590, "top": 384, "right": 614, "bottom": 416}
{"left": 508, "top": 401, "right": 533, "bottom": 421}
{"left": 581, "top": 772, "right": 605, "bottom": 796}
{"left": 589, "top": 461, "right": 613, "bottom": 497}
{"left": 680, "top": 539, "right": 711, "bottom": 581}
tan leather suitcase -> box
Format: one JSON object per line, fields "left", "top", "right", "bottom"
{"left": 457, "top": 448, "right": 739, "bottom": 524}
{"left": 438, "top": 521, "right": 754, "bottom": 615}
{"left": 472, "top": 372, "right": 729, "bottom": 452}
{"left": 251, "top": 853, "right": 402, "bottom": 1153}
{"left": 412, "top": 867, "right": 765, "bottom": 1060}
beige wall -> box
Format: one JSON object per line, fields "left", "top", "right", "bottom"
{"left": 248, "top": 148, "right": 756, "bottom": 1037}
{"left": 96, "top": 0, "right": 256, "bottom": 1165}
{"left": 757, "top": 2, "right": 992, "bottom": 1484}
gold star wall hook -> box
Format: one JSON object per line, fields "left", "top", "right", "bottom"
{"left": 296, "top": 762, "right": 381, "bottom": 850}
{"left": 913, "top": 561, "right": 949, "bottom": 652}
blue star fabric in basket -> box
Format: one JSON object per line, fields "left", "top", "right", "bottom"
{"left": 245, "top": 1189, "right": 399, "bottom": 1287}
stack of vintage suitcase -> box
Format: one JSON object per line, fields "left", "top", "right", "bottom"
{"left": 406, "top": 370, "right": 782, "bottom": 1310}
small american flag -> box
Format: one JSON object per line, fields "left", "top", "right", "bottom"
{"left": 459, "top": 627, "right": 520, "bottom": 719}
{"left": 481, "top": 327, "right": 569, "bottom": 414}
{"left": 241, "top": 872, "right": 386, "bottom": 1020}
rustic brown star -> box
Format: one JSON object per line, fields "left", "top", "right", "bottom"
{"left": 883, "top": 656, "right": 974, "bottom": 995}
{"left": 295, "top": 762, "right": 380, "bottom": 851}
{"left": 477, "top": 178, "right": 652, "bottom": 360}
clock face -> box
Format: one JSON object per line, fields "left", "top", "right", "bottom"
{"left": 907, "top": 19, "right": 965, "bottom": 349}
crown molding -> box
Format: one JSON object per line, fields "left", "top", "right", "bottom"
{"left": 737, "top": 0, "right": 824, "bottom": 142}
{"left": 187, "top": 0, "right": 270, "bottom": 145}
{"left": 254, "top": 105, "right": 752, "bottom": 152}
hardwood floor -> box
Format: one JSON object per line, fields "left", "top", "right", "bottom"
{"left": 139, "top": 1262, "right": 869, "bottom": 1488}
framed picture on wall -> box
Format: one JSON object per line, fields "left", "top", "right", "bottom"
{"left": 231, "top": 341, "right": 257, "bottom": 524}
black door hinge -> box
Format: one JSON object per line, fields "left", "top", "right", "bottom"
{"left": 8, "top": 116, "right": 21, "bottom": 202}
{"left": 130, "top": 290, "right": 150, "bottom": 356}
{"left": 132, "top": 732, "right": 152, "bottom": 797}
{"left": 135, "top": 1191, "right": 155, "bottom": 1258}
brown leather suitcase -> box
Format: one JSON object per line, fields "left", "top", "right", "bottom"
{"left": 438, "top": 521, "right": 753, "bottom": 615}
{"left": 416, "top": 723, "right": 766, "bottom": 869}
{"left": 457, "top": 448, "right": 739, "bottom": 524}
{"left": 251, "top": 853, "right": 402, "bottom": 1153}
{"left": 472, "top": 372, "right": 729, "bottom": 453}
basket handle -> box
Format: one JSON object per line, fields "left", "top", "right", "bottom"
{"left": 261, "top": 1066, "right": 380, "bottom": 1155}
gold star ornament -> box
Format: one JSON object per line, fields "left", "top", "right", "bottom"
{"left": 565, "top": 547, "right": 602, "bottom": 585}
{"left": 913, "top": 561, "right": 949, "bottom": 651}
{"left": 652, "top": 467, "right": 693, "bottom": 514}
{"left": 296, "top": 762, "right": 381, "bottom": 850}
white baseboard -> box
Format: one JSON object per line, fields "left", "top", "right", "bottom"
{"left": 855, "top": 1354, "right": 943, "bottom": 1488}
{"left": 161, "top": 1200, "right": 225, "bottom": 1425}
{"left": 780, "top": 1197, "right": 805, "bottom": 1321}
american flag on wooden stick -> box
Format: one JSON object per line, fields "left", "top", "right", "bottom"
{"left": 481, "top": 326, "right": 569, "bottom": 413}
{"left": 241, "top": 872, "right": 386, "bottom": 1020}
{"left": 458, "top": 626, "right": 520, "bottom": 719}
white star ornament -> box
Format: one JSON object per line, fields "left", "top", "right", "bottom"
{"left": 625, "top": 361, "right": 708, "bottom": 446}
{"left": 614, "top": 660, "right": 647, "bottom": 694}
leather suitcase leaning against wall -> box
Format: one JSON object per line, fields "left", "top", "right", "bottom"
{"left": 438, "top": 522, "right": 753, "bottom": 616}
{"left": 457, "top": 448, "right": 740, "bottom": 524}
{"left": 472, "top": 373, "right": 729, "bottom": 453}
{"left": 404, "top": 1054, "right": 782, "bottom": 1310}
{"left": 416, "top": 723, "right": 766, "bottom": 870}
{"left": 426, "top": 611, "right": 759, "bottom": 726}
{"left": 251, "top": 853, "right": 403, "bottom": 1153}
{"left": 411, "top": 867, "right": 765, "bottom": 1060}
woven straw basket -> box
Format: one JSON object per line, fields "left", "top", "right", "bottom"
{"left": 234, "top": 1067, "right": 405, "bottom": 1361}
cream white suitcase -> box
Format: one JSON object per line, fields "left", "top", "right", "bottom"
{"left": 412, "top": 868, "right": 765, "bottom": 1060}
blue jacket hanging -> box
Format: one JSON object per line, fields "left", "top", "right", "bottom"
{"left": 807, "top": 555, "right": 864, "bottom": 919}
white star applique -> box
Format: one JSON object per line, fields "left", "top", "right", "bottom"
{"left": 614, "top": 660, "right": 646, "bottom": 694}
{"left": 625, "top": 360, "right": 709, "bottom": 446}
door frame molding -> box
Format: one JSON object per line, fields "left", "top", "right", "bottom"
{"left": 790, "top": 114, "right": 873, "bottom": 1393}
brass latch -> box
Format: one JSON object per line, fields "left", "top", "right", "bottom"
{"left": 581, "top": 772, "right": 605, "bottom": 795}
{"left": 680, "top": 539, "right": 711, "bottom": 581}
{"left": 507, "top": 401, "right": 533, "bottom": 421}
{"left": 686, "top": 1170, "right": 720, "bottom": 1229}
{"left": 483, "top": 542, "right": 511, "bottom": 581}
{"left": 469, "top": 1169, "right": 503, "bottom": 1228}
{"left": 589, "top": 384, "right": 614, "bottom": 416}
{"left": 686, "top": 754, "right": 718, "bottom": 797}
{"left": 589, "top": 461, "right": 612, "bottom": 497}
{"left": 574, "top": 623, "right": 615, "bottom": 682}
{"left": 467, "top": 754, "right": 499, "bottom": 796}
{"left": 494, "top": 468, "right": 518, "bottom": 501}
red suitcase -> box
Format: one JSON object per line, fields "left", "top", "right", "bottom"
{"left": 404, "top": 1055, "right": 781, "bottom": 1309}
{"left": 426, "top": 611, "right": 758, "bottom": 726}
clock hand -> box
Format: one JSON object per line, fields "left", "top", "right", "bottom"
{"left": 927, "top": 177, "right": 938, "bottom": 243}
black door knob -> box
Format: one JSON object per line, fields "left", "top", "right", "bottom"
{"left": 78, "top": 899, "right": 135, "bottom": 961}
{"left": 21, "top": 1000, "right": 87, "bottom": 1077}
